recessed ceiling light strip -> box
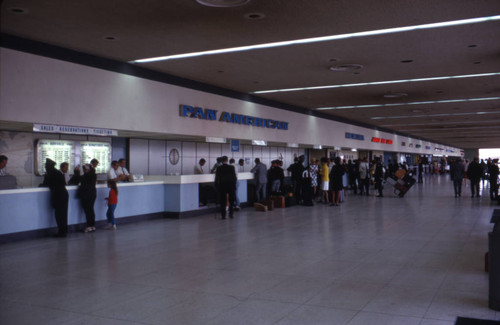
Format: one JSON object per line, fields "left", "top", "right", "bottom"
{"left": 253, "top": 72, "right": 500, "bottom": 94}
{"left": 371, "top": 111, "right": 500, "bottom": 120}
{"left": 316, "top": 97, "right": 500, "bottom": 110}
{"left": 132, "top": 15, "right": 500, "bottom": 63}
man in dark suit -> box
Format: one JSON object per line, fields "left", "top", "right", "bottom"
{"left": 42, "top": 158, "right": 69, "bottom": 237}
{"left": 215, "top": 156, "right": 237, "bottom": 219}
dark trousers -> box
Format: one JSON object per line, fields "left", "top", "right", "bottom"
{"left": 349, "top": 176, "right": 357, "bottom": 194}
{"left": 359, "top": 178, "right": 369, "bottom": 195}
{"left": 375, "top": 178, "right": 383, "bottom": 196}
{"left": 470, "top": 178, "right": 480, "bottom": 197}
{"left": 292, "top": 180, "right": 302, "bottom": 203}
{"left": 53, "top": 191, "right": 69, "bottom": 234}
{"left": 453, "top": 179, "right": 463, "bottom": 196}
{"left": 82, "top": 193, "right": 96, "bottom": 227}
{"left": 490, "top": 177, "right": 499, "bottom": 199}
{"left": 218, "top": 184, "right": 235, "bottom": 218}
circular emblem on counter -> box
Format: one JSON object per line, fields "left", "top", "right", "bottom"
{"left": 168, "top": 148, "right": 180, "bottom": 165}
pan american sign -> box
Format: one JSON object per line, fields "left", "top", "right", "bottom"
{"left": 180, "top": 104, "right": 289, "bottom": 130}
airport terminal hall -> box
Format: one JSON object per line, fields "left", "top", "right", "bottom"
{"left": 2, "top": 1, "right": 500, "bottom": 324}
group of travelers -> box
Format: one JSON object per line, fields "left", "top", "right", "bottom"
{"left": 206, "top": 154, "right": 404, "bottom": 219}
{"left": 449, "top": 156, "right": 499, "bottom": 199}
{"left": 41, "top": 158, "right": 127, "bottom": 237}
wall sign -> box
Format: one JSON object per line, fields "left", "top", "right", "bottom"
{"left": 231, "top": 139, "right": 240, "bottom": 152}
{"left": 34, "top": 124, "right": 117, "bottom": 136}
{"left": 371, "top": 137, "right": 393, "bottom": 144}
{"left": 345, "top": 132, "right": 364, "bottom": 141}
{"left": 168, "top": 148, "right": 180, "bottom": 165}
{"left": 180, "top": 105, "right": 289, "bottom": 130}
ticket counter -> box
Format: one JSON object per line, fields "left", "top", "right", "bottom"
{"left": 0, "top": 173, "right": 252, "bottom": 241}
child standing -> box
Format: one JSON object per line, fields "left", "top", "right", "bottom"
{"left": 105, "top": 180, "right": 118, "bottom": 230}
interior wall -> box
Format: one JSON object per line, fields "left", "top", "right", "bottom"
{"left": 0, "top": 48, "right": 461, "bottom": 157}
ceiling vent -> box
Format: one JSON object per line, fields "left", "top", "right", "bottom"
{"left": 329, "top": 64, "right": 363, "bottom": 72}
{"left": 196, "top": 0, "right": 250, "bottom": 7}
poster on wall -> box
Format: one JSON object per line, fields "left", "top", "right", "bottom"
{"left": 80, "top": 142, "right": 111, "bottom": 174}
{"left": 35, "top": 139, "right": 75, "bottom": 175}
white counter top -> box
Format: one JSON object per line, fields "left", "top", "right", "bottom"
{"left": 0, "top": 173, "right": 254, "bottom": 194}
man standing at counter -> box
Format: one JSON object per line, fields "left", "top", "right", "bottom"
{"left": 42, "top": 158, "right": 68, "bottom": 237}
{"left": 0, "top": 155, "right": 8, "bottom": 176}
{"left": 214, "top": 156, "right": 236, "bottom": 219}
{"left": 116, "top": 158, "right": 131, "bottom": 181}
{"left": 251, "top": 158, "right": 268, "bottom": 202}
{"left": 108, "top": 161, "right": 126, "bottom": 183}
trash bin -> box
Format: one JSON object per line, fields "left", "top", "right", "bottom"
{"left": 489, "top": 209, "right": 500, "bottom": 311}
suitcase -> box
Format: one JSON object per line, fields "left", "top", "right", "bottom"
{"left": 270, "top": 195, "right": 285, "bottom": 208}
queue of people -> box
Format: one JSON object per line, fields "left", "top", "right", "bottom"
{"left": 39, "top": 158, "right": 127, "bottom": 237}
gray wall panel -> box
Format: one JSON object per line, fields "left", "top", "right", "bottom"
{"left": 148, "top": 140, "right": 166, "bottom": 175}
{"left": 129, "top": 138, "right": 149, "bottom": 175}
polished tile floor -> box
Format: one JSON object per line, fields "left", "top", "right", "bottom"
{"left": 1, "top": 175, "right": 500, "bottom": 324}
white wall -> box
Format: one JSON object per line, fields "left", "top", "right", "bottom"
{"left": 0, "top": 48, "right": 461, "bottom": 157}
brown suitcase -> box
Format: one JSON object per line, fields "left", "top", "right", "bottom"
{"left": 270, "top": 195, "right": 285, "bottom": 208}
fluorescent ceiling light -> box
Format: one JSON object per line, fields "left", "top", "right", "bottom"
{"left": 316, "top": 97, "right": 500, "bottom": 111}
{"left": 371, "top": 111, "right": 500, "bottom": 120}
{"left": 313, "top": 145, "right": 322, "bottom": 149}
{"left": 132, "top": 15, "right": 500, "bottom": 63}
{"left": 206, "top": 136, "right": 226, "bottom": 143}
{"left": 381, "top": 120, "right": 500, "bottom": 127}
{"left": 254, "top": 72, "right": 500, "bottom": 94}
{"left": 287, "top": 143, "right": 299, "bottom": 148}
{"left": 252, "top": 140, "right": 267, "bottom": 146}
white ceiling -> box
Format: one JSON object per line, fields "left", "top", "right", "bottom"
{"left": 2, "top": 0, "right": 500, "bottom": 149}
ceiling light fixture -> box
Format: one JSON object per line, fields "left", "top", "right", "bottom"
{"left": 131, "top": 15, "right": 500, "bottom": 63}
{"left": 196, "top": 0, "right": 250, "bottom": 7}
{"left": 371, "top": 111, "right": 500, "bottom": 120}
{"left": 255, "top": 72, "right": 500, "bottom": 94}
{"left": 315, "top": 96, "right": 500, "bottom": 110}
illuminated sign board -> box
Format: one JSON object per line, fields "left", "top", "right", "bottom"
{"left": 35, "top": 139, "right": 75, "bottom": 176}
{"left": 180, "top": 105, "right": 289, "bottom": 130}
{"left": 371, "top": 137, "right": 393, "bottom": 144}
{"left": 345, "top": 133, "right": 364, "bottom": 140}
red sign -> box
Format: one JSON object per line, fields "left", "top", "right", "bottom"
{"left": 371, "top": 137, "right": 393, "bottom": 144}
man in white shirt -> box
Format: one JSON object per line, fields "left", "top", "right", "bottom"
{"left": 358, "top": 157, "right": 370, "bottom": 195}
{"left": 108, "top": 161, "right": 125, "bottom": 182}
{"left": 116, "top": 158, "right": 131, "bottom": 181}
{"left": 194, "top": 158, "right": 206, "bottom": 174}
{"left": 0, "top": 155, "right": 8, "bottom": 176}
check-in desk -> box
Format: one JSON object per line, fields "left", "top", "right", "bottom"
{"left": 0, "top": 172, "right": 252, "bottom": 241}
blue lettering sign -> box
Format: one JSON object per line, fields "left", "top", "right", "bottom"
{"left": 206, "top": 109, "right": 217, "bottom": 120}
{"left": 180, "top": 105, "right": 193, "bottom": 117}
{"left": 220, "top": 112, "right": 232, "bottom": 122}
{"left": 192, "top": 107, "right": 206, "bottom": 119}
{"left": 233, "top": 114, "right": 243, "bottom": 124}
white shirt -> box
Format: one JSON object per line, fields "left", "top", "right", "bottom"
{"left": 116, "top": 166, "right": 129, "bottom": 176}
{"left": 0, "top": 168, "right": 6, "bottom": 176}
{"left": 194, "top": 164, "right": 204, "bottom": 174}
{"left": 107, "top": 167, "right": 118, "bottom": 180}
{"left": 359, "top": 162, "right": 369, "bottom": 179}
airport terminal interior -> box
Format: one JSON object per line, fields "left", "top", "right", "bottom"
{"left": 1, "top": 175, "right": 499, "bottom": 324}
{"left": 2, "top": 0, "right": 500, "bottom": 324}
